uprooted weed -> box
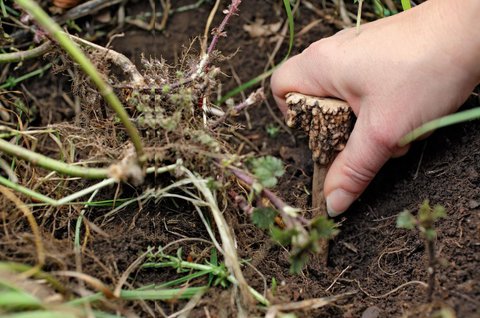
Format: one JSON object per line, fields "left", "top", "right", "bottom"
{"left": 1, "top": 42, "right": 260, "bottom": 315}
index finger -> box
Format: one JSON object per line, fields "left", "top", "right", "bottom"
{"left": 270, "top": 43, "right": 335, "bottom": 114}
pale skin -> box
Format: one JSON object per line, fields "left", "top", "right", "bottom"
{"left": 271, "top": 0, "right": 480, "bottom": 217}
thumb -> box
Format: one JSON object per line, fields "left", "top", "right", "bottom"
{"left": 324, "top": 115, "right": 409, "bottom": 217}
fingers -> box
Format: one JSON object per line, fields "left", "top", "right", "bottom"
{"left": 270, "top": 42, "right": 334, "bottom": 114}
{"left": 324, "top": 115, "right": 399, "bottom": 217}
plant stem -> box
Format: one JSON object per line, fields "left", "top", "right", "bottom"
{"left": 229, "top": 167, "right": 298, "bottom": 227}
{"left": 1, "top": 0, "right": 8, "bottom": 18}
{"left": 14, "top": 0, "right": 146, "bottom": 165}
{"left": 399, "top": 107, "right": 480, "bottom": 146}
{"left": 0, "top": 162, "right": 180, "bottom": 205}
{"left": 401, "top": 0, "right": 411, "bottom": 10}
{"left": 426, "top": 239, "right": 436, "bottom": 301}
{"left": 0, "top": 63, "right": 51, "bottom": 89}
{"left": 207, "top": 0, "right": 241, "bottom": 54}
{"left": 67, "top": 286, "right": 208, "bottom": 305}
{"left": 356, "top": 0, "right": 363, "bottom": 34}
{"left": 0, "top": 175, "right": 57, "bottom": 205}
{"left": 0, "top": 138, "right": 109, "bottom": 179}
{"left": 0, "top": 41, "right": 52, "bottom": 64}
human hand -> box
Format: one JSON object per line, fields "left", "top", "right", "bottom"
{"left": 271, "top": 0, "right": 480, "bottom": 216}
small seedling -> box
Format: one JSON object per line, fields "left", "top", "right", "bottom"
{"left": 266, "top": 123, "right": 281, "bottom": 138}
{"left": 242, "top": 155, "right": 339, "bottom": 273}
{"left": 396, "top": 200, "right": 446, "bottom": 301}
{"left": 142, "top": 246, "right": 270, "bottom": 305}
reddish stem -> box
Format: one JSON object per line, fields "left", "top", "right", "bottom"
{"left": 207, "top": 0, "right": 242, "bottom": 54}
{"left": 229, "top": 167, "right": 298, "bottom": 228}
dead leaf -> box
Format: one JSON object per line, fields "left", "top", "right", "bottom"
{"left": 243, "top": 19, "right": 282, "bottom": 38}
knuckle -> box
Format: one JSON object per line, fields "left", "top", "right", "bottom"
{"left": 365, "top": 116, "right": 397, "bottom": 153}
{"left": 341, "top": 159, "right": 376, "bottom": 194}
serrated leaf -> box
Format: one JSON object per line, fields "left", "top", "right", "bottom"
{"left": 250, "top": 156, "right": 285, "bottom": 188}
{"left": 311, "top": 216, "right": 339, "bottom": 238}
{"left": 396, "top": 210, "right": 416, "bottom": 229}
{"left": 251, "top": 207, "right": 278, "bottom": 229}
{"left": 432, "top": 205, "right": 446, "bottom": 220}
{"left": 289, "top": 250, "right": 309, "bottom": 274}
{"left": 418, "top": 200, "right": 431, "bottom": 221}
{"left": 270, "top": 227, "right": 297, "bottom": 245}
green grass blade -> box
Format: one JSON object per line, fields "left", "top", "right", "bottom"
{"left": 0, "top": 262, "right": 65, "bottom": 293}
{"left": 0, "top": 0, "right": 7, "bottom": 17}
{"left": 67, "top": 286, "right": 207, "bottom": 306}
{"left": 217, "top": 69, "right": 274, "bottom": 104}
{"left": 156, "top": 270, "right": 212, "bottom": 288}
{"left": 0, "top": 138, "right": 109, "bottom": 179}
{"left": 0, "top": 63, "right": 51, "bottom": 89}
{"left": 217, "top": 0, "right": 295, "bottom": 104}
{"left": 0, "top": 290, "right": 43, "bottom": 309}
{"left": 208, "top": 247, "right": 218, "bottom": 286}
{"left": 399, "top": 107, "right": 480, "bottom": 146}
{"left": 400, "top": 0, "right": 411, "bottom": 10}
{"left": 0, "top": 175, "right": 57, "bottom": 205}
{"left": 2, "top": 311, "right": 79, "bottom": 318}
{"left": 119, "top": 286, "right": 207, "bottom": 300}
{"left": 283, "top": 0, "right": 294, "bottom": 58}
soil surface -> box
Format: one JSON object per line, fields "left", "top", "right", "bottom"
{"left": 2, "top": 1, "right": 479, "bottom": 317}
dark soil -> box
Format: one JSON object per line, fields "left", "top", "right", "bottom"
{"left": 2, "top": 1, "right": 479, "bottom": 317}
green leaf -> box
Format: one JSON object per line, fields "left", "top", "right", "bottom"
{"left": 311, "top": 216, "right": 339, "bottom": 238}
{"left": 251, "top": 207, "right": 278, "bottom": 229}
{"left": 270, "top": 277, "right": 277, "bottom": 295}
{"left": 289, "top": 250, "right": 309, "bottom": 274}
{"left": 432, "top": 205, "right": 446, "bottom": 220}
{"left": 250, "top": 156, "right": 285, "bottom": 188}
{"left": 396, "top": 210, "right": 416, "bottom": 229}
{"left": 418, "top": 200, "right": 431, "bottom": 220}
{"left": 270, "top": 227, "right": 297, "bottom": 245}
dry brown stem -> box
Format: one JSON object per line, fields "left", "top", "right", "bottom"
{"left": 69, "top": 34, "right": 146, "bottom": 86}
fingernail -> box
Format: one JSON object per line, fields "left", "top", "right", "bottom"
{"left": 326, "top": 189, "right": 355, "bottom": 217}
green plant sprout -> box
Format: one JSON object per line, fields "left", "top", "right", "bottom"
{"left": 233, "top": 156, "right": 339, "bottom": 273}
{"left": 266, "top": 123, "right": 281, "bottom": 138}
{"left": 142, "top": 247, "right": 270, "bottom": 306}
{"left": 396, "top": 200, "right": 446, "bottom": 301}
